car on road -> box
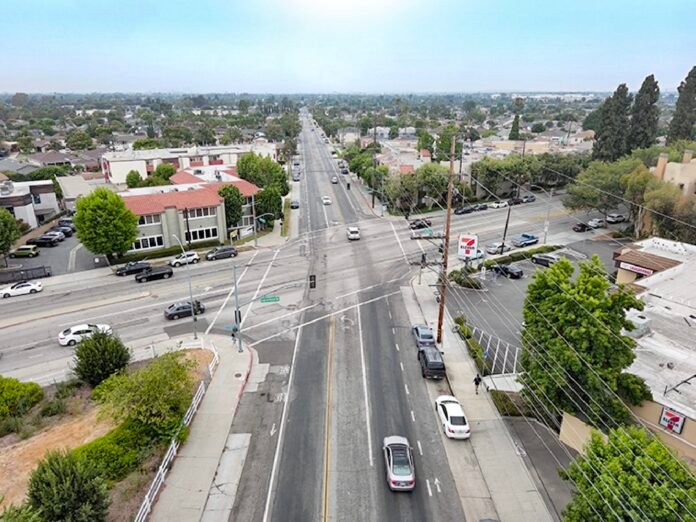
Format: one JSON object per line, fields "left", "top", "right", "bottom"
{"left": 412, "top": 324, "right": 436, "bottom": 348}
{"left": 530, "top": 253, "right": 561, "bottom": 267}
{"left": 490, "top": 200, "right": 508, "bottom": 209}
{"left": 41, "top": 230, "right": 65, "bottom": 242}
{"left": 115, "top": 261, "right": 152, "bottom": 276}
{"left": 508, "top": 197, "right": 523, "bottom": 206}
{"left": 58, "top": 323, "right": 112, "bottom": 346}
{"left": 521, "top": 194, "right": 536, "bottom": 203}
{"left": 435, "top": 395, "right": 471, "bottom": 439}
{"left": 587, "top": 218, "right": 607, "bottom": 228}
{"left": 486, "top": 242, "right": 512, "bottom": 255}
{"left": 135, "top": 266, "right": 174, "bottom": 283}
{"left": 418, "top": 346, "right": 446, "bottom": 379}
{"left": 9, "top": 245, "right": 39, "bottom": 258}
{"left": 1, "top": 280, "right": 43, "bottom": 298}
{"left": 472, "top": 203, "right": 488, "bottom": 211}
{"left": 606, "top": 213, "right": 626, "bottom": 224}
{"left": 50, "top": 225, "right": 74, "bottom": 237}
{"left": 491, "top": 263, "right": 524, "bottom": 279}
{"left": 290, "top": 200, "right": 300, "bottom": 209}
{"left": 164, "top": 300, "right": 205, "bottom": 320}
{"left": 346, "top": 227, "right": 360, "bottom": 240}
{"left": 331, "top": 176, "right": 338, "bottom": 184}
{"left": 454, "top": 206, "right": 474, "bottom": 215}
{"left": 206, "top": 246, "right": 238, "bottom": 260}
{"left": 409, "top": 219, "right": 431, "bottom": 230}
{"left": 382, "top": 436, "right": 416, "bottom": 492}
{"left": 322, "top": 196, "right": 332, "bottom": 205}
{"left": 572, "top": 222, "right": 592, "bottom": 232}
{"left": 26, "top": 236, "right": 58, "bottom": 247}
{"left": 510, "top": 233, "right": 539, "bottom": 247}
{"left": 170, "top": 252, "right": 200, "bottom": 267}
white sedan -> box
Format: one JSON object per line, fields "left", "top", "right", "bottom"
{"left": 1, "top": 280, "right": 43, "bottom": 299}
{"left": 322, "top": 196, "right": 332, "bottom": 205}
{"left": 58, "top": 323, "right": 112, "bottom": 346}
{"left": 490, "top": 201, "right": 509, "bottom": 209}
{"left": 435, "top": 395, "right": 471, "bottom": 439}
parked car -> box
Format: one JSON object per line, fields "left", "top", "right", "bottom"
{"left": 572, "top": 222, "right": 591, "bottom": 232}
{"left": 531, "top": 253, "right": 561, "bottom": 267}
{"left": 435, "top": 396, "right": 471, "bottom": 439}
{"left": 472, "top": 203, "right": 488, "bottom": 211}
{"left": 292, "top": 174, "right": 301, "bottom": 182}
{"left": 290, "top": 200, "right": 300, "bottom": 209}
{"left": 58, "top": 323, "right": 112, "bottom": 346}
{"left": 521, "top": 194, "right": 536, "bottom": 203}
{"left": 510, "top": 233, "right": 539, "bottom": 247}
{"left": 206, "top": 246, "right": 238, "bottom": 260}
{"left": 491, "top": 264, "right": 524, "bottom": 279}
{"left": 135, "top": 266, "right": 174, "bottom": 283}
{"left": 459, "top": 249, "right": 485, "bottom": 261}
{"left": 170, "top": 252, "right": 200, "bottom": 267}
{"left": 606, "top": 213, "right": 626, "bottom": 224}
{"left": 58, "top": 219, "right": 75, "bottom": 230}
{"left": 412, "top": 324, "right": 436, "bottom": 348}
{"left": 409, "top": 219, "right": 431, "bottom": 230}
{"left": 508, "top": 197, "right": 523, "bottom": 206}
{"left": 418, "top": 346, "right": 446, "bottom": 379}
{"left": 341, "top": 168, "right": 349, "bottom": 174}
{"left": 50, "top": 225, "right": 74, "bottom": 237}
{"left": 322, "top": 196, "right": 332, "bottom": 205}
{"left": 490, "top": 201, "right": 508, "bottom": 209}
{"left": 9, "top": 245, "right": 39, "bottom": 258}
{"left": 346, "top": 227, "right": 361, "bottom": 240}
{"left": 26, "top": 236, "right": 58, "bottom": 247}
{"left": 164, "top": 300, "right": 205, "bottom": 320}
{"left": 331, "top": 176, "right": 339, "bottom": 184}
{"left": 486, "top": 242, "right": 512, "bottom": 255}
{"left": 1, "top": 280, "right": 43, "bottom": 298}
{"left": 382, "top": 436, "right": 416, "bottom": 492}
{"left": 41, "top": 231, "right": 65, "bottom": 242}
{"left": 587, "top": 218, "right": 607, "bottom": 229}
{"left": 115, "top": 261, "right": 151, "bottom": 276}
{"left": 454, "top": 206, "right": 474, "bottom": 215}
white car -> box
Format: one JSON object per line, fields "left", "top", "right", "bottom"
{"left": 1, "top": 280, "right": 43, "bottom": 299}
{"left": 587, "top": 218, "right": 607, "bottom": 229}
{"left": 58, "top": 323, "right": 112, "bottom": 346}
{"left": 346, "top": 227, "right": 361, "bottom": 240}
{"left": 170, "top": 251, "right": 200, "bottom": 267}
{"left": 606, "top": 213, "right": 626, "bottom": 224}
{"left": 490, "top": 201, "right": 509, "bottom": 209}
{"left": 42, "top": 230, "right": 65, "bottom": 241}
{"left": 435, "top": 395, "right": 471, "bottom": 439}
{"left": 322, "top": 196, "right": 332, "bottom": 205}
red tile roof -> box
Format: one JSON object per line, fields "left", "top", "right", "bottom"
{"left": 122, "top": 189, "right": 223, "bottom": 216}
{"left": 399, "top": 165, "right": 415, "bottom": 174}
{"left": 420, "top": 149, "right": 431, "bottom": 157}
{"left": 170, "top": 171, "right": 202, "bottom": 184}
{"left": 203, "top": 180, "right": 260, "bottom": 197}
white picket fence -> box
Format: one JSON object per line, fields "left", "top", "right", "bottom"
{"left": 133, "top": 341, "right": 220, "bottom": 522}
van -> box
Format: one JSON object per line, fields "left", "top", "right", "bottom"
{"left": 418, "top": 346, "right": 446, "bottom": 380}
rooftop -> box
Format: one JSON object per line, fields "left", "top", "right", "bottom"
{"left": 103, "top": 141, "right": 276, "bottom": 162}
{"left": 122, "top": 187, "right": 222, "bottom": 216}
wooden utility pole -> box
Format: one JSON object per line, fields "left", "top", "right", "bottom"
{"left": 371, "top": 114, "right": 377, "bottom": 208}
{"left": 436, "top": 137, "right": 456, "bottom": 344}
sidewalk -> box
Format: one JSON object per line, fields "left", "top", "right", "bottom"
{"left": 149, "top": 334, "right": 258, "bottom": 522}
{"left": 407, "top": 271, "right": 554, "bottom": 522}
{"left": 254, "top": 220, "right": 287, "bottom": 248}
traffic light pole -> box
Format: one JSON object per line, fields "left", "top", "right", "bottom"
{"left": 436, "top": 138, "right": 456, "bottom": 345}
{"left": 233, "top": 263, "right": 243, "bottom": 353}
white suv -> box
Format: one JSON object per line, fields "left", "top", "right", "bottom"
{"left": 170, "top": 252, "right": 200, "bottom": 267}
{"left": 346, "top": 227, "right": 360, "bottom": 240}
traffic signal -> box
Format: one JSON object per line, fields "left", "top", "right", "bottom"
{"left": 309, "top": 274, "right": 316, "bottom": 289}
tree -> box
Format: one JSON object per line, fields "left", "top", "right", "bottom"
{"left": 582, "top": 107, "right": 602, "bottom": 131}
{"left": 621, "top": 165, "right": 659, "bottom": 237}
{"left": 139, "top": 175, "right": 169, "bottom": 187}
{"left": 220, "top": 127, "right": 243, "bottom": 145}
{"left": 508, "top": 114, "right": 521, "bottom": 140}
{"left": 94, "top": 352, "right": 194, "bottom": 439}
{"left": 0, "top": 209, "right": 21, "bottom": 267}
{"left": 10, "top": 93, "right": 29, "bottom": 107}
{"left": 592, "top": 84, "right": 632, "bottom": 161}
{"left": 125, "top": 170, "right": 142, "bottom": 188}
{"left": 531, "top": 122, "right": 546, "bottom": 133}
{"left": 562, "top": 427, "right": 696, "bottom": 522}
{"left": 153, "top": 163, "right": 176, "bottom": 180}
{"left": 238, "top": 99, "right": 250, "bottom": 113}
{"left": 132, "top": 137, "right": 162, "bottom": 150}
{"left": 417, "top": 130, "right": 434, "bottom": 156}
{"left": 73, "top": 188, "right": 139, "bottom": 258}
{"left": 27, "top": 451, "right": 109, "bottom": 522}
{"left": 73, "top": 331, "right": 131, "bottom": 387}
{"left": 628, "top": 74, "right": 660, "bottom": 151}
{"left": 388, "top": 126, "right": 399, "bottom": 139}
{"left": 162, "top": 126, "right": 193, "bottom": 147}
{"left": 17, "top": 136, "right": 33, "bottom": 154}
{"left": 521, "top": 256, "right": 650, "bottom": 428}
{"left": 194, "top": 127, "right": 216, "bottom": 146}
{"left": 416, "top": 163, "right": 449, "bottom": 204}
{"left": 65, "top": 130, "right": 93, "bottom": 151}
{"left": 668, "top": 66, "right": 696, "bottom": 143}
{"left": 236, "top": 152, "right": 289, "bottom": 195}
{"left": 436, "top": 124, "right": 462, "bottom": 161}
{"left": 255, "top": 187, "right": 282, "bottom": 221}
{"left": 218, "top": 185, "right": 244, "bottom": 228}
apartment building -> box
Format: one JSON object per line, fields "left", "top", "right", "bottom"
{"left": 0, "top": 179, "right": 60, "bottom": 229}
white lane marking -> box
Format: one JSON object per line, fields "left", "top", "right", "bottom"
{"left": 426, "top": 479, "right": 433, "bottom": 497}
{"left": 395, "top": 343, "right": 400, "bottom": 352}
{"left": 263, "top": 325, "right": 303, "bottom": 522}
{"left": 390, "top": 222, "right": 408, "bottom": 262}
{"left": 205, "top": 251, "right": 259, "bottom": 334}
{"left": 322, "top": 201, "right": 330, "bottom": 229}
{"left": 400, "top": 362, "right": 404, "bottom": 372}
{"left": 416, "top": 239, "right": 425, "bottom": 253}
{"left": 67, "top": 243, "right": 82, "bottom": 272}
{"left": 434, "top": 477, "right": 441, "bottom": 493}
{"left": 241, "top": 249, "right": 281, "bottom": 328}
{"left": 357, "top": 303, "right": 374, "bottom": 467}
{"left": 404, "top": 383, "right": 410, "bottom": 395}
{"left": 417, "top": 440, "right": 423, "bottom": 456}
{"left": 388, "top": 309, "right": 392, "bottom": 320}
{"left": 391, "top": 327, "right": 396, "bottom": 335}
{"left": 411, "top": 410, "right": 415, "bottom": 422}
{"left": 270, "top": 423, "right": 277, "bottom": 437}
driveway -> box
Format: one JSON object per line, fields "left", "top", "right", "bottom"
{"left": 7, "top": 236, "right": 96, "bottom": 275}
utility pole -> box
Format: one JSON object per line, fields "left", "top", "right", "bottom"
{"left": 499, "top": 204, "right": 512, "bottom": 254}
{"left": 172, "top": 234, "right": 197, "bottom": 340}
{"left": 436, "top": 138, "right": 456, "bottom": 345}
{"left": 371, "top": 114, "right": 377, "bottom": 209}
{"left": 252, "top": 194, "right": 258, "bottom": 247}
{"left": 233, "top": 263, "right": 243, "bottom": 353}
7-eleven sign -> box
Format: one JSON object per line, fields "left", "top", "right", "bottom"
{"left": 458, "top": 233, "right": 479, "bottom": 260}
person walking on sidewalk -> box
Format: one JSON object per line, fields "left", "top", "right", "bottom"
{"left": 474, "top": 373, "right": 482, "bottom": 394}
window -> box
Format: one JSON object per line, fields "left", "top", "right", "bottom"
{"left": 138, "top": 214, "right": 161, "bottom": 226}
{"left": 242, "top": 215, "right": 253, "bottom": 227}
{"left": 186, "top": 207, "right": 217, "bottom": 219}
{"left": 32, "top": 194, "right": 41, "bottom": 204}
{"left": 185, "top": 227, "right": 219, "bottom": 242}
{"left": 131, "top": 235, "right": 164, "bottom": 251}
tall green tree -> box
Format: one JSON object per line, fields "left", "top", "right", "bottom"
{"left": 218, "top": 185, "right": 245, "bottom": 228}
{"left": 153, "top": 163, "right": 176, "bottom": 180}
{"left": 667, "top": 66, "right": 696, "bottom": 143}
{"left": 132, "top": 137, "right": 162, "bottom": 150}
{"left": 73, "top": 188, "right": 139, "bottom": 258}
{"left": 628, "top": 74, "right": 660, "bottom": 151}
{"left": 417, "top": 130, "right": 434, "bottom": 156}
{"left": 592, "top": 84, "right": 632, "bottom": 161}
{"left": 436, "top": 124, "right": 462, "bottom": 161}
{"left": 255, "top": 187, "right": 283, "bottom": 220}
{"left": 194, "top": 127, "right": 216, "bottom": 145}
{"left": 562, "top": 427, "right": 696, "bottom": 522}
{"left": 416, "top": 163, "right": 449, "bottom": 204}
{"left": 621, "top": 165, "right": 659, "bottom": 237}
{"left": 65, "top": 130, "right": 93, "bottom": 151}
{"left": 582, "top": 107, "right": 603, "bottom": 131}
{"left": 521, "top": 256, "right": 650, "bottom": 428}
{"left": 508, "top": 114, "right": 521, "bottom": 140}
{"left": 0, "top": 209, "right": 21, "bottom": 267}
{"left": 125, "top": 170, "right": 141, "bottom": 188}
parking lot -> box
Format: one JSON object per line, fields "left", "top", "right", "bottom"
{"left": 7, "top": 235, "right": 97, "bottom": 276}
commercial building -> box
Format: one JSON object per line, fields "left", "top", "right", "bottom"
{"left": 0, "top": 179, "right": 60, "bottom": 229}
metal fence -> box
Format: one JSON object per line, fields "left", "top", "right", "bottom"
{"left": 0, "top": 266, "right": 52, "bottom": 284}
{"left": 469, "top": 325, "right": 521, "bottom": 375}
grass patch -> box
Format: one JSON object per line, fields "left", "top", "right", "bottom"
{"left": 281, "top": 198, "right": 291, "bottom": 237}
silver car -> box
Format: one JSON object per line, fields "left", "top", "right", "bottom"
{"left": 412, "top": 324, "right": 436, "bottom": 348}
{"left": 383, "top": 436, "right": 416, "bottom": 491}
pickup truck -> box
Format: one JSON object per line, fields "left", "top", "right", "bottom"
{"left": 510, "top": 233, "right": 539, "bottom": 247}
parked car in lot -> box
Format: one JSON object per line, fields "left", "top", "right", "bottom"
{"left": 346, "top": 227, "right": 361, "bottom": 240}
{"left": 606, "top": 213, "right": 626, "bottom": 223}
{"left": 471, "top": 203, "right": 488, "bottom": 211}
{"left": 41, "top": 231, "right": 65, "bottom": 242}
{"left": 531, "top": 253, "right": 561, "bottom": 267}
{"left": 382, "top": 436, "right": 416, "bottom": 492}
{"left": 409, "top": 219, "right": 431, "bottom": 230}
{"left": 170, "top": 252, "right": 200, "bottom": 267}
{"left": 491, "top": 264, "right": 524, "bottom": 279}
{"left": 290, "top": 200, "right": 300, "bottom": 209}
{"left": 135, "top": 266, "right": 174, "bottom": 283}
{"left": 435, "top": 395, "right": 471, "bottom": 439}
{"left": 486, "top": 242, "right": 512, "bottom": 255}
{"left": 418, "top": 346, "right": 446, "bottom": 379}
{"left": 572, "top": 222, "right": 591, "bottom": 232}
{"left": 322, "top": 196, "right": 332, "bottom": 205}
{"left": 1, "top": 280, "right": 43, "bottom": 298}
{"left": 412, "top": 324, "right": 436, "bottom": 348}
{"left": 587, "top": 218, "right": 607, "bottom": 229}
{"left": 9, "top": 245, "right": 39, "bottom": 258}
{"left": 26, "top": 236, "right": 58, "bottom": 247}
{"left": 522, "top": 194, "right": 536, "bottom": 203}
{"left": 454, "top": 206, "right": 474, "bottom": 215}
{"left": 510, "top": 233, "right": 539, "bottom": 247}
{"left": 58, "top": 323, "right": 112, "bottom": 346}
{"left": 115, "top": 261, "right": 151, "bottom": 276}
{"left": 490, "top": 200, "right": 508, "bottom": 209}
{"left": 58, "top": 219, "right": 75, "bottom": 230}
{"left": 50, "top": 225, "right": 74, "bottom": 237}
{"left": 164, "top": 300, "right": 205, "bottom": 320}
{"left": 206, "top": 246, "right": 238, "bottom": 260}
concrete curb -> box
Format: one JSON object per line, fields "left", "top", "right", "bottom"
{"left": 233, "top": 346, "right": 255, "bottom": 418}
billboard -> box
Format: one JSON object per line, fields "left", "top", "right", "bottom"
{"left": 458, "top": 233, "right": 479, "bottom": 260}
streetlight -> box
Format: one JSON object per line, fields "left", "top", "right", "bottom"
{"left": 527, "top": 185, "right": 553, "bottom": 245}
{"left": 171, "top": 234, "right": 197, "bottom": 340}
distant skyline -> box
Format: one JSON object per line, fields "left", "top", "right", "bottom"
{"left": 2, "top": 0, "right": 694, "bottom": 94}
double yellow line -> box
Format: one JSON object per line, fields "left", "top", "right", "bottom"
{"left": 322, "top": 316, "right": 336, "bottom": 521}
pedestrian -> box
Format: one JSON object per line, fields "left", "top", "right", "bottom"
{"left": 474, "top": 373, "right": 482, "bottom": 394}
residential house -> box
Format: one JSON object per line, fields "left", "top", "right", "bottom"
{"left": 0, "top": 158, "right": 38, "bottom": 176}
{"left": 0, "top": 179, "right": 60, "bottom": 229}
{"left": 27, "top": 151, "right": 79, "bottom": 168}
{"left": 653, "top": 150, "right": 696, "bottom": 198}
{"left": 337, "top": 127, "right": 360, "bottom": 147}
{"left": 56, "top": 175, "right": 95, "bottom": 211}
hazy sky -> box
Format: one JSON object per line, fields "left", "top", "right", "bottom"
{"left": 2, "top": 0, "right": 694, "bottom": 93}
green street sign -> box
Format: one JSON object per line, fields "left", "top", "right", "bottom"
{"left": 260, "top": 295, "right": 280, "bottom": 303}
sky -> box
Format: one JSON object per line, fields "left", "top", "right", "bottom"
{"left": 1, "top": 0, "right": 694, "bottom": 94}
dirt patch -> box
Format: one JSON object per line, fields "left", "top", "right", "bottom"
{"left": 184, "top": 348, "right": 214, "bottom": 381}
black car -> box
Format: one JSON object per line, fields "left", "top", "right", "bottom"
{"left": 206, "top": 246, "right": 238, "bottom": 260}
{"left": 418, "top": 346, "right": 446, "bottom": 380}
{"left": 472, "top": 203, "right": 488, "bottom": 211}
{"left": 508, "top": 198, "right": 523, "bottom": 206}
{"left": 58, "top": 219, "right": 76, "bottom": 231}
{"left": 26, "top": 236, "right": 58, "bottom": 247}
{"left": 290, "top": 200, "right": 300, "bottom": 209}
{"left": 454, "top": 206, "right": 474, "bottom": 215}
{"left": 50, "top": 225, "right": 74, "bottom": 237}
{"left": 164, "top": 300, "right": 205, "bottom": 320}
{"left": 340, "top": 168, "right": 349, "bottom": 174}
{"left": 491, "top": 264, "right": 523, "bottom": 279}
{"left": 409, "top": 219, "right": 432, "bottom": 230}
{"left": 572, "top": 222, "right": 591, "bottom": 232}
{"left": 135, "top": 266, "right": 173, "bottom": 283}
{"left": 115, "top": 261, "right": 152, "bottom": 276}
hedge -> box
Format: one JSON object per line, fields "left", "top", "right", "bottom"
{"left": 481, "top": 244, "right": 562, "bottom": 269}
{"left": 448, "top": 270, "right": 484, "bottom": 289}
{"left": 490, "top": 390, "right": 532, "bottom": 417}
{"left": 115, "top": 239, "right": 223, "bottom": 264}
{"left": 0, "top": 376, "right": 44, "bottom": 419}
{"left": 466, "top": 338, "right": 491, "bottom": 376}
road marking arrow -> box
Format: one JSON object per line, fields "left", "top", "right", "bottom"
{"left": 270, "top": 423, "right": 277, "bottom": 437}
{"left": 434, "top": 477, "right": 441, "bottom": 493}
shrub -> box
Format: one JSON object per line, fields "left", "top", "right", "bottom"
{"left": 482, "top": 244, "right": 562, "bottom": 269}
{"left": 54, "top": 379, "right": 83, "bottom": 400}
{"left": 448, "top": 270, "right": 484, "bottom": 289}
{"left": 0, "top": 416, "right": 23, "bottom": 437}
{"left": 40, "top": 399, "right": 66, "bottom": 418}
{"left": 73, "top": 332, "right": 131, "bottom": 387}
{"left": 0, "top": 376, "right": 43, "bottom": 419}
{"left": 466, "top": 338, "right": 490, "bottom": 375}
{"left": 0, "top": 503, "right": 42, "bottom": 521}
{"left": 490, "top": 390, "right": 520, "bottom": 416}
{"left": 27, "top": 451, "right": 110, "bottom": 522}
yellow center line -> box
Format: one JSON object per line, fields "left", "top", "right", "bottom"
{"left": 322, "top": 316, "right": 336, "bottom": 522}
